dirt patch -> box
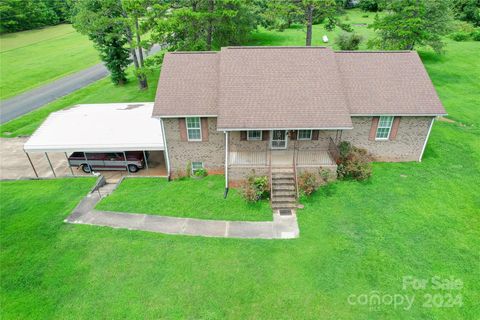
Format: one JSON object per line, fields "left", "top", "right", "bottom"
{"left": 438, "top": 116, "right": 456, "bottom": 123}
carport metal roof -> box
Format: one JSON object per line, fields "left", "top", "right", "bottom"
{"left": 24, "top": 103, "right": 164, "bottom": 152}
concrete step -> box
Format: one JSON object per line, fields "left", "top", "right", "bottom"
{"left": 272, "top": 168, "right": 294, "bottom": 173}
{"left": 272, "top": 178, "right": 294, "bottom": 184}
{"left": 272, "top": 195, "right": 296, "bottom": 201}
{"left": 272, "top": 173, "right": 294, "bottom": 179}
{"left": 274, "top": 190, "right": 296, "bottom": 197}
{"left": 273, "top": 185, "right": 295, "bottom": 191}
{"left": 272, "top": 203, "right": 298, "bottom": 209}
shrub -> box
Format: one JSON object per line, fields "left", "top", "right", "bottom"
{"left": 242, "top": 172, "right": 270, "bottom": 202}
{"left": 319, "top": 169, "right": 331, "bottom": 183}
{"left": 471, "top": 30, "right": 480, "bottom": 41}
{"left": 362, "top": 14, "right": 369, "bottom": 18}
{"left": 359, "top": 0, "right": 383, "bottom": 12}
{"left": 193, "top": 168, "right": 208, "bottom": 178}
{"left": 337, "top": 142, "right": 372, "bottom": 181}
{"left": 451, "top": 32, "right": 470, "bottom": 41}
{"left": 335, "top": 32, "right": 363, "bottom": 50}
{"left": 298, "top": 171, "right": 318, "bottom": 196}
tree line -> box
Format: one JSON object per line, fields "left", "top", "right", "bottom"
{"left": 2, "top": 0, "right": 472, "bottom": 91}
{"left": 0, "top": 0, "right": 71, "bottom": 33}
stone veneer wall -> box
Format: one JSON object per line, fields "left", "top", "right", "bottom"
{"left": 341, "top": 116, "right": 433, "bottom": 162}
{"left": 163, "top": 117, "right": 225, "bottom": 176}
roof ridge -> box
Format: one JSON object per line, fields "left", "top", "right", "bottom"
{"left": 336, "top": 50, "right": 413, "bottom": 53}
{"left": 224, "top": 46, "right": 328, "bottom": 49}
{"left": 169, "top": 51, "right": 218, "bottom": 54}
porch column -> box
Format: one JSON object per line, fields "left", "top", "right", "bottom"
{"left": 65, "top": 152, "right": 74, "bottom": 175}
{"left": 143, "top": 150, "right": 149, "bottom": 174}
{"left": 123, "top": 151, "right": 130, "bottom": 175}
{"left": 224, "top": 131, "right": 229, "bottom": 198}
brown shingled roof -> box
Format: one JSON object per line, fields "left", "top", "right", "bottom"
{"left": 335, "top": 51, "right": 446, "bottom": 115}
{"left": 152, "top": 47, "right": 446, "bottom": 128}
{"left": 153, "top": 52, "right": 218, "bottom": 117}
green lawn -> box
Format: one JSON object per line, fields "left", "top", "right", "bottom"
{"left": 1, "top": 123, "right": 478, "bottom": 319}
{"left": 249, "top": 9, "right": 379, "bottom": 49}
{"left": 0, "top": 24, "right": 99, "bottom": 100}
{"left": 96, "top": 176, "right": 272, "bottom": 221}
{"left": 1, "top": 11, "right": 479, "bottom": 318}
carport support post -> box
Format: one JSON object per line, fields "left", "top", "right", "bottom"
{"left": 25, "top": 152, "right": 38, "bottom": 178}
{"left": 143, "top": 150, "right": 149, "bottom": 172}
{"left": 123, "top": 152, "right": 130, "bottom": 175}
{"left": 45, "top": 152, "right": 56, "bottom": 178}
{"left": 65, "top": 152, "right": 74, "bottom": 175}
{"left": 83, "top": 152, "right": 92, "bottom": 175}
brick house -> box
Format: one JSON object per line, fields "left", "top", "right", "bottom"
{"left": 152, "top": 47, "right": 446, "bottom": 207}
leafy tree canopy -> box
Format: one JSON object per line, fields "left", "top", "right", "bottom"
{"left": 369, "top": 0, "right": 453, "bottom": 53}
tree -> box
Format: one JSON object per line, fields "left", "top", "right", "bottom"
{"left": 262, "top": 0, "right": 339, "bottom": 46}
{"left": 72, "top": 0, "right": 161, "bottom": 89}
{"left": 72, "top": 0, "right": 131, "bottom": 85}
{"left": 0, "top": 0, "right": 59, "bottom": 33}
{"left": 452, "top": 0, "right": 480, "bottom": 26}
{"left": 369, "top": 0, "right": 452, "bottom": 53}
{"left": 152, "top": 0, "right": 258, "bottom": 51}
{"left": 358, "top": 0, "right": 386, "bottom": 12}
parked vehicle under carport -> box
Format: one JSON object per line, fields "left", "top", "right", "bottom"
{"left": 68, "top": 151, "right": 147, "bottom": 173}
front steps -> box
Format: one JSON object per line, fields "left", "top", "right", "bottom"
{"left": 271, "top": 168, "right": 297, "bottom": 209}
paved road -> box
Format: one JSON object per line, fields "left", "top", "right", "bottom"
{"left": 0, "top": 45, "right": 162, "bottom": 124}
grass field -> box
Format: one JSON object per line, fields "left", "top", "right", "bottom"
{"left": 96, "top": 176, "right": 272, "bottom": 221}
{"left": 1, "top": 124, "right": 478, "bottom": 319}
{"left": 0, "top": 24, "right": 98, "bottom": 100}
{"left": 1, "top": 11, "right": 479, "bottom": 318}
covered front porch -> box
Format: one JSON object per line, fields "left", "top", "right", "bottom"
{"left": 229, "top": 149, "right": 337, "bottom": 167}
{"left": 227, "top": 129, "right": 341, "bottom": 168}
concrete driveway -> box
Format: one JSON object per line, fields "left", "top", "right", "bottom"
{"left": 0, "top": 138, "right": 166, "bottom": 182}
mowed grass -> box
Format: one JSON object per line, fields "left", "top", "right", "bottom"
{"left": 1, "top": 12, "right": 479, "bottom": 318}
{"left": 96, "top": 176, "right": 272, "bottom": 221}
{"left": 249, "top": 9, "right": 379, "bottom": 49}
{"left": 0, "top": 24, "right": 99, "bottom": 100}
{"left": 1, "top": 124, "right": 478, "bottom": 319}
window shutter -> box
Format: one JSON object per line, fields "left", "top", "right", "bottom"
{"left": 240, "top": 131, "right": 247, "bottom": 141}
{"left": 262, "top": 130, "right": 269, "bottom": 141}
{"left": 312, "top": 130, "right": 319, "bottom": 140}
{"left": 201, "top": 118, "right": 209, "bottom": 142}
{"left": 178, "top": 118, "right": 187, "bottom": 141}
{"left": 369, "top": 117, "right": 379, "bottom": 141}
{"left": 290, "top": 130, "right": 297, "bottom": 140}
{"left": 389, "top": 117, "right": 401, "bottom": 140}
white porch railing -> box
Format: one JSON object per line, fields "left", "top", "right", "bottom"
{"left": 229, "top": 150, "right": 336, "bottom": 167}
{"left": 229, "top": 151, "right": 268, "bottom": 166}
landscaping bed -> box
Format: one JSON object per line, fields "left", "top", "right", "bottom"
{"left": 95, "top": 175, "right": 273, "bottom": 221}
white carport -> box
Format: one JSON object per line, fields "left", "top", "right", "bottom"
{"left": 23, "top": 103, "right": 164, "bottom": 177}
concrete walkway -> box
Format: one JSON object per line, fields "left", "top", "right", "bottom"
{"left": 65, "top": 184, "right": 299, "bottom": 239}
{"left": 1, "top": 45, "right": 162, "bottom": 123}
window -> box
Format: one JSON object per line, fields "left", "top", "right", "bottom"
{"left": 298, "top": 130, "right": 312, "bottom": 140}
{"left": 191, "top": 161, "right": 204, "bottom": 173}
{"left": 186, "top": 117, "right": 202, "bottom": 141}
{"left": 376, "top": 116, "right": 394, "bottom": 140}
{"left": 247, "top": 130, "right": 262, "bottom": 140}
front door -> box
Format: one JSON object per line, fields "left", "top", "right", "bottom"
{"left": 271, "top": 130, "right": 287, "bottom": 149}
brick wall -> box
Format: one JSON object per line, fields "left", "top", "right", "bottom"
{"left": 341, "top": 116, "right": 433, "bottom": 161}
{"left": 163, "top": 117, "right": 225, "bottom": 175}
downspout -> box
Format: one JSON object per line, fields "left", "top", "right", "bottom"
{"left": 160, "top": 118, "right": 171, "bottom": 180}
{"left": 419, "top": 117, "right": 435, "bottom": 162}
{"left": 224, "top": 131, "right": 229, "bottom": 198}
